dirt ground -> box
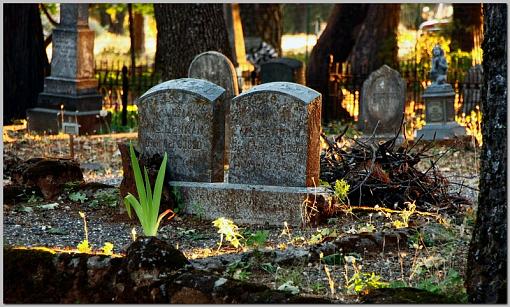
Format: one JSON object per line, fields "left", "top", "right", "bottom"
{"left": 3, "top": 126, "right": 479, "bottom": 302}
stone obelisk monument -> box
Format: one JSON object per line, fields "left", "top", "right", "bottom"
{"left": 28, "top": 4, "right": 105, "bottom": 134}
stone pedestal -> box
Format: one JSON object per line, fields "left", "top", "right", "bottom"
{"left": 170, "top": 181, "right": 331, "bottom": 226}
{"left": 416, "top": 84, "right": 466, "bottom": 140}
{"left": 28, "top": 4, "right": 104, "bottom": 135}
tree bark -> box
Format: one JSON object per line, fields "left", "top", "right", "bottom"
{"left": 465, "top": 3, "right": 507, "bottom": 304}
{"left": 239, "top": 4, "right": 283, "bottom": 56}
{"left": 3, "top": 4, "right": 49, "bottom": 124}
{"left": 154, "top": 4, "right": 232, "bottom": 80}
{"left": 133, "top": 12, "right": 145, "bottom": 54}
{"left": 450, "top": 4, "right": 483, "bottom": 52}
{"left": 127, "top": 4, "right": 136, "bottom": 77}
{"left": 346, "top": 4, "right": 400, "bottom": 76}
{"left": 306, "top": 4, "right": 370, "bottom": 122}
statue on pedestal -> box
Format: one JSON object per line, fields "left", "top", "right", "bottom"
{"left": 430, "top": 44, "right": 448, "bottom": 85}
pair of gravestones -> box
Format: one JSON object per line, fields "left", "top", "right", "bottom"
{"left": 137, "top": 52, "right": 326, "bottom": 226}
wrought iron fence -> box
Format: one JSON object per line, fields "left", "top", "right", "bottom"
{"left": 94, "top": 58, "right": 162, "bottom": 109}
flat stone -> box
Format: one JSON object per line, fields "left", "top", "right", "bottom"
{"left": 229, "top": 82, "right": 322, "bottom": 187}
{"left": 169, "top": 181, "right": 331, "bottom": 226}
{"left": 358, "top": 65, "right": 406, "bottom": 135}
{"left": 137, "top": 78, "right": 226, "bottom": 182}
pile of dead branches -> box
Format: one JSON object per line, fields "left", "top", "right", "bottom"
{"left": 319, "top": 127, "right": 470, "bottom": 213}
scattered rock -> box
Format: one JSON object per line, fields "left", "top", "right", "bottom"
{"left": 360, "top": 287, "right": 449, "bottom": 303}
{"left": 126, "top": 236, "right": 189, "bottom": 273}
{"left": 332, "top": 230, "right": 411, "bottom": 256}
{"left": 10, "top": 158, "right": 84, "bottom": 200}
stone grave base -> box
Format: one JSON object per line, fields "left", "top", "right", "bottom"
{"left": 27, "top": 107, "right": 111, "bottom": 135}
{"left": 169, "top": 181, "right": 332, "bottom": 226}
{"left": 38, "top": 91, "right": 103, "bottom": 111}
{"left": 415, "top": 122, "right": 466, "bottom": 140}
{"left": 357, "top": 133, "right": 406, "bottom": 146}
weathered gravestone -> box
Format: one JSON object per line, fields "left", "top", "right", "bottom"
{"left": 28, "top": 3, "right": 104, "bottom": 134}
{"left": 416, "top": 45, "right": 466, "bottom": 140}
{"left": 188, "top": 51, "right": 239, "bottom": 168}
{"left": 260, "top": 58, "right": 305, "bottom": 85}
{"left": 462, "top": 64, "right": 483, "bottom": 115}
{"left": 229, "top": 82, "right": 322, "bottom": 187}
{"left": 358, "top": 65, "right": 406, "bottom": 138}
{"left": 160, "top": 82, "right": 328, "bottom": 226}
{"left": 137, "top": 78, "right": 226, "bottom": 182}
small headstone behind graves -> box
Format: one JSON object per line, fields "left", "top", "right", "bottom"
{"left": 260, "top": 58, "right": 305, "bottom": 85}
{"left": 358, "top": 65, "right": 406, "bottom": 138}
{"left": 462, "top": 64, "right": 483, "bottom": 115}
{"left": 229, "top": 82, "right": 322, "bottom": 187}
{"left": 137, "top": 78, "right": 226, "bottom": 182}
{"left": 188, "top": 51, "right": 239, "bottom": 168}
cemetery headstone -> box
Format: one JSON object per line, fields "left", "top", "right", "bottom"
{"left": 228, "top": 82, "right": 322, "bottom": 187}
{"left": 28, "top": 3, "right": 104, "bottom": 134}
{"left": 462, "top": 64, "right": 483, "bottom": 114}
{"left": 358, "top": 65, "right": 406, "bottom": 137}
{"left": 188, "top": 51, "right": 239, "bottom": 168}
{"left": 416, "top": 45, "right": 466, "bottom": 140}
{"left": 137, "top": 78, "right": 226, "bottom": 182}
{"left": 260, "top": 57, "right": 305, "bottom": 85}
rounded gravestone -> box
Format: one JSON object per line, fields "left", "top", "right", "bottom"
{"left": 137, "top": 78, "right": 226, "bottom": 182}
{"left": 358, "top": 65, "right": 405, "bottom": 135}
{"left": 229, "top": 82, "right": 322, "bottom": 187}
{"left": 188, "top": 51, "right": 239, "bottom": 167}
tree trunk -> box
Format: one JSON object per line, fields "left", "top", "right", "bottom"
{"left": 127, "top": 3, "right": 136, "bottom": 77}
{"left": 450, "top": 4, "right": 483, "bottom": 52}
{"left": 306, "top": 4, "right": 370, "bottom": 122}
{"left": 133, "top": 12, "right": 145, "bottom": 54}
{"left": 347, "top": 4, "right": 400, "bottom": 76}
{"left": 154, "top": 4, "right": 232, "bottom": 81}
{"left": 110, "top": 10, "right": 126, "bottom": 35}
{"left": 3, "top": 4, "right": 49, "bottom": 124}
{"left": 239, "top": 4, "right": 283, "bottom": 56}
{"left": 465, "top": 3, "right": 507, "bottom": 304}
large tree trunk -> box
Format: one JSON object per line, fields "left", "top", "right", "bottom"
{"left": 346, "top": 4, "right": 400, "bottom": 76}
{"left": 154, "top": 4, "right": 232, "bottom": 81}
{"left": 239, "top": 4, "right": 283, "bottom": 56}
{"left": 307, "top": 4, "right": 400, "bottom": 123}
{"left": 3, "top": 4, "right": 49, "bottom": 124}
{"left": 465, "top": 4, "right": 507, "bottom": 304}
{"left": 306, "top": 4, "right": 370, "bottom": 122}
{"left": 133, "top": 12, "right": 145, "bottom": 54}
{"left": 450, "top": 4, "right": 483, "bottom": 52}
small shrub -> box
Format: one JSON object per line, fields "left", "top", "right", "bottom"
{"left": 69, "top": 191, "right": 87, "bottom": 203}
{"left": 124, "top": 143, "right": 174, "bottom": 237}
{"left": 334, "top": 179, "right": 350, "bottom": 203}
{"left": 245, "top": 230, "right": 269, "bottom": 249}
{"left": 347, "top": 272, "right": 388, "bottom": 294}
{"left": 212, "top": 217, "right": 244, "bottom": 249}
{"left": 225, "top": 260, "right": 251, "bottom": 281}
